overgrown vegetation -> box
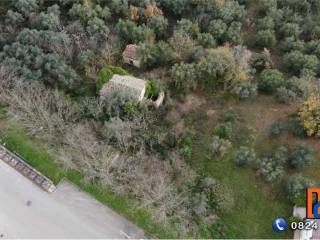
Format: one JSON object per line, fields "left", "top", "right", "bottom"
{"left": 1, "top": 0, "right": 320, "bottom": 238}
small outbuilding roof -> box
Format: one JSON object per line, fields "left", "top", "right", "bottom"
{"left": 122, "top": 44, "right": 139, "bottom": 60}
{"left": 100, "top": 74, "right": 146, "bottom": 102}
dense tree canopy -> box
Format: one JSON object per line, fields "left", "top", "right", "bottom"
{"left": 1, "top": 0, "right": 320, "bottom": 238}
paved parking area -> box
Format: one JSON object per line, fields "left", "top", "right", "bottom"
{"left": 0, "top": 160, "right": 145, "bottom": 239}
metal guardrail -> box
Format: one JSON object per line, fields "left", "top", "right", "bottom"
{"left": 0, "top": 145, "right": 56, "bottom": 193}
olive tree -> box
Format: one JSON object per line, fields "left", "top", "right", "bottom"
{"left": 287, "top": 175, "right": 315, "bottom": 204}
{"left": 254, "top": 30, "right": 277, "bottom": 49}
{"left": 259, "top": 69, "right": 284, "bottom": 93}
{"left": 15, "top": 0, "right": 38, "bottom": 15}
{"left": 116, "top": 19, "right": 155, "bottom": 45}
{"left": 284, "top": 51, "right": 319, "bottom": 76}
{"left": 147, "top": 15, "right": 168, "bottom": 39}
{"left": 234, "top": 146, "right": 256, "bottom": 167}
{"left": 171, "top": 63, "right": 197, "bottom": 94}
{"left": 289, "top": 145, "right": 314, "bottom": 169}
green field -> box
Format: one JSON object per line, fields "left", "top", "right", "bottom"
{"left": 181, "top": 94, "right": 298, "bottom": 238}
{"left": 191, "top": 136, "right": 291, "bottom": 238}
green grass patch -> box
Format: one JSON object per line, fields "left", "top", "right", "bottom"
{"left": 191, "top": 133, "right": 292, "bottom": 238}
{"left": 182, "top": 96, "right": 294, "bottom": 238}
{"left": 0, "top": 127, "right": 65, "bottom": 184}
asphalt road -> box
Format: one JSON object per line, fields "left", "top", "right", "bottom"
{"left": 0, "top": 160, "right": 145, "bottom": 239}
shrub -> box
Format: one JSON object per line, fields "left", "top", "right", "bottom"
{"left": 284, "top": 77, "right": 308, "bottom": 98}
{"left": 279, "top": 23, "right": 301, "bottom": 39}
{"left": 78, "top": 50, "right": 95, "bottom": 66}
{"left": 275, "top": 87, "right": 298, "bottom": 104}
{"left": 232, "top": 81, "right": 258, "bottom": 100}
{"left": 175, "top": 18, "right": 199, "bottom": 36}
{"left": 162, "top": 0, "right": 192, "bottom": 16}
{"left": 305, "top": 40, "right": 320, "bottom": 55}
{"left": 115, "top": 19, "right": 155, "bottom": 45}
{"left": 136, "top": 43, "right": 159, "bottom": 68}
{"left": 107, "top": 65, "right": 128, "bottom": 75}
{"left": 208, "top": 19, "right": 227, "bottom": 40}
{"left": 281, "top": 37, "right": 305, "bottom": 53}
{"left": 36, "top": 5, "right": 61, "bottom": 31}
{"left": 301, "top": 55, "right": 319, "bottom": 76}
{"left": 259, "top": 0, "right": 277, "bottom": 14}
{"left": 213, "top": 122, "right": 232, "bottom": 139}
{"left": 209, "top": 182, "right": 235, "bottom": 214}
{"left": 97, "top": 68, "right": 113, "bottom": 91}
{"left": 299, "top": 94, "right": 320, "bottom": 137}
{"left": 86, "top": 17, "right": 110, "bottom": 36}
{"left": 306, "top": 41, "right": 320, "bottom": 58}
{"left": 188, "top": 46, "right": 205, "bottom": 62}
{"left": 147, "top": 15, "right": 168, "bottom": 39}
{"left": 224, "top": 21, "right": 242, "bottom": 45}
{"left": 69, "top": 3, "right": 94, "bottom": 23}
{"left": 171, "top": 63, "right": 197, "bottom": 94}
{"left": 220, "top": 110, "right": 238, "bottom": 123}
{"left": 16, "top": 29, "right": 72, "bottom": 60}
{"left": 137, "top": 41, "right": 174, "bottom": 68}
{"left": 155, "top": 41, "right": 175, "bottom": 66}
{"left": 234, "top": 146, "right": 256, "bottom": 167}
{"left": 287, "top": 175, "right": 315, "bottom": 204}
{"left": 15, "top": 0, "right": 38, "bottom": 15}
{"left": 191, "top": 193, "right": 209, "bottom": 218}
{"left": 303, "top": 17, "right": 320, "bottom": 41}
{"left": 179, "top": 145, "right": 192, "bottom": 160}
{"left": 109, "top": 0, "right": 128, "bottom": 16}
{"left": 5, "top": 10, "right": 25, "bottom": 26}
{"left": 95, "top": 5, "right": 111, "bottom": 20}
{"left": 145, "top": 80, "right": 160, "bottom": 100}
{"left": 100, "top": 90, "right": 136, "bottom": 119}
{"left": 210, "top": 136, "right": 232, "bottom": 158}
{"left": 259, "top": 69, "right": 284, "bottom": 93}
{"left": 196, "top": 33, "right": 216, "bottom": 48}
{"left": 1, "top": 43, "right": 80, "bottom": 91}
{"left": 97, "top": 65, "right": 128, "bottom": 91}
{"left": 259, "top": 156, "right": 285, "bottom": 182}
{"left": 283, "top": 51, "right": 304, "bottom": 75}
{"left": 275, "top": 77, "right": 308, "bottom": 103}
{"left": 200, "top": 178, "right": 235, "bottom": 214}
{"left": 169, "top": 31, "right": 195, "bottom": 61}
{"left": 251, "top": 53, "right": 273, "bottom": 72}
{"left": 257, "top": 16, "right": 275, "bottom": 30}
{"left": 289, "top": 145, "right": 314, "bottom": 169}
{"left": 288, "top": 115, "right": 307, "bottom": 138}
{"left": 179, "top": 135, "right": 193, "bottom": 160}
{"left": 275, "top": 145, "right": 288, "bottom": 161}
{"left": 254, "top": 30, "right": 277, "bottom": 49}
{"left": 198, "top": 46, "right": 251, "bottom": 91}
{"left": 259, "top": 146, "right": 288, "bottom": 182}
{"left": 283, "top": 51, "right": 319, "bottom": 76}
{"left": 268, "top": 121, "right": 285, "bottom": 138}
{"left": 275, "top": 78, "right": 309, "bottom": 104}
